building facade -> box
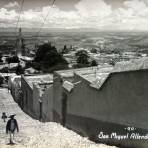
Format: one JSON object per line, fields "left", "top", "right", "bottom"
{"left": 8, "top": 75, "right": 22, "bottom": 104}
{"left": 53, "top": 58, "right": 148, "bottom": 148}
{"left": 11, "top": 58, "right": 148, "bottom": 148}
{"left": 21, "top": 74, "right": 53, "bottom": 121}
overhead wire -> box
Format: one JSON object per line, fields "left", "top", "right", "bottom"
{"left": 14, "top": 0, "right": 56, "bottom": 46}
{"left": 35, "top": 0, "right": 56, "bottom": 39}
{"left": 15, "top": 0, "right": 25, "bottom": 37}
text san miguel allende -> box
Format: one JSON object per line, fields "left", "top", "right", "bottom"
{"left": 98, "top": 127, "right": 148, "bottom": 140}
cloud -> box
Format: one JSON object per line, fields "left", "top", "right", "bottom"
{"left": 110, "top": 0, "right": 148, "bottom": 30}
{"left": 73, "top": 0, "right": 112, "bottom": 28}
{"left": 1, "top": 0, "right": 148, "bottom": 31}
{"left": 144, "top": 0, "right": 148, "bottom": 5}
{"left": 4, "top": 1, "right": 19, "bottom": 8}
{"left": 0, "top": 8, "right": 17, "bottom": 21}
{"left": 19, "top": 6, "right": 81, "bottom": 28}
{"left": 122, "top": 0, "right": 148, "bottom": 17}
{"left": 75, "top": 0, "right": 112, "bottom": 18}
{"left": 0, "top": 8, "right": 17, "bottom": 27}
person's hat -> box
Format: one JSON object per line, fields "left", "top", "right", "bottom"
{"left": 9, "top": 114, "right": 16, "bottom": 118}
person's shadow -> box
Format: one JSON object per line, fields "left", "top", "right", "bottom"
{"left": 6, "top": 142, "right": 16, "bottom": 145}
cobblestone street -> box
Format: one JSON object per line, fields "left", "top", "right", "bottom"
{"left": 0, "top": 88, "right": 116, "bottom": 148}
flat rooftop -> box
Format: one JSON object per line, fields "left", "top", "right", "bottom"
{"left": 75, "top": 58, "right": 148, "bottom": 89}
{"left": 55, "top": 65, "right": 111, "bottom": 78}
{"left": 76, "top": 66, "right": 113, "bottom": 89}
{"left": 113, "top": 57, "right": 148, "bottom": 72}
{"left": 23, "top": 74, "right": 53, "bottom": 89}
{"left": 55, "top": 65, "right": 113, "bottom": 89}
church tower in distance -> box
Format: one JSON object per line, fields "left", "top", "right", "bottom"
{"left": 16, "top": 27, "right": 25, "bottom": 57}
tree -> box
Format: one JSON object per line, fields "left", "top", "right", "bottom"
{"left": 91, "top": 60, "right": 98, "bottom": 66}
{"left": 109, "top": 59, "right": 116, "bottom": 66}
{"left": 0, "top": 54, "right": 3, "bottom": 63}
{"left": 74, "top": 50, "right": 90, "bottom": 68}
{"left": 76, "top": 50, "right": 90, "bottom": 65}
{"left": 34, "top": 43, "right": 68, "bottom": 72}
{"left": 90, "top": 48, "right": 97, "bottom": 53}
{"left": 6, "top": 56, "right": 19, "bottom": 64}
{"left": 0, "top": 67, "right": 8, "bottom": 73}
{"left": 0, "top": 76, "right": 4, "bottom": 86}
{"left": 16, "top": 64, "right": 24, "bottom": 75}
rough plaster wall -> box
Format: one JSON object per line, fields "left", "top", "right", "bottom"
{"left": 67, "top": 70, "right": 148, "bottom": 129}
{"left": 42, "top": 86, "right": 53, "bottom": 121}
{"left": 53, "top": 73, "right": 75, "bottom": 114}
{"left": 14, "top": 84, "right": 20, "bottom": 102}
{"left": 53, "top": 74, "right": 64, "bottom": 116}
{"left": 21, "top": 78, "right": 27, "bottom": 110}
{"left": 21, "top": 78, "right": 33, "bottom": 115}
{"left": 27, "top": 87, "right": 33, "bottom": 114}
{"left": 11, "top": 84, "right": 16, "bottom": 100}
{"left": 33, "top": 86, "right": 40, "bottom": 119}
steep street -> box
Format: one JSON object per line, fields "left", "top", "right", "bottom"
{"left": 0, "top": 88, "right": 116, "bottom": 148}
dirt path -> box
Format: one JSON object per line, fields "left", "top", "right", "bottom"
{"left": 0, "top": 88, "right": 117, "bottom": 148}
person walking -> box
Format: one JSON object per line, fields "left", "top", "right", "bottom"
{"left": 6, "top": 114, "right": 19, "bottom": 144}
{"left": 1, "top": 112, "right": 7, "bottom": 122}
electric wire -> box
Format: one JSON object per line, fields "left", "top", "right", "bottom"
{"left": 35, "top": 0, "right": 56, "bottom": 38}
{"left": 15, "top": 0, "right": 25, "bottom": 37}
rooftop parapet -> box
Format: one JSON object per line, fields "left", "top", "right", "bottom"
{"left": 76, "top": 58, "right": 148, "bottom": 90}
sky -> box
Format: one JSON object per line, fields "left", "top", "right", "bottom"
{"left": 0, "top": 0, "right": 148, "bottom": 31}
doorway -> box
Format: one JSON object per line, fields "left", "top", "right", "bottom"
{"left": 61, "top": 93, "right": 67, "bottom": 126}
{"left": 39, "top": 101, "right": 43, "bottom": 121}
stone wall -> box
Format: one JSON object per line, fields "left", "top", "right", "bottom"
{"left": 42, "top": 85, "right": 53, "bottom": 121}
{"left": 21, "top": 76, "right": 34, "bottom": 117}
